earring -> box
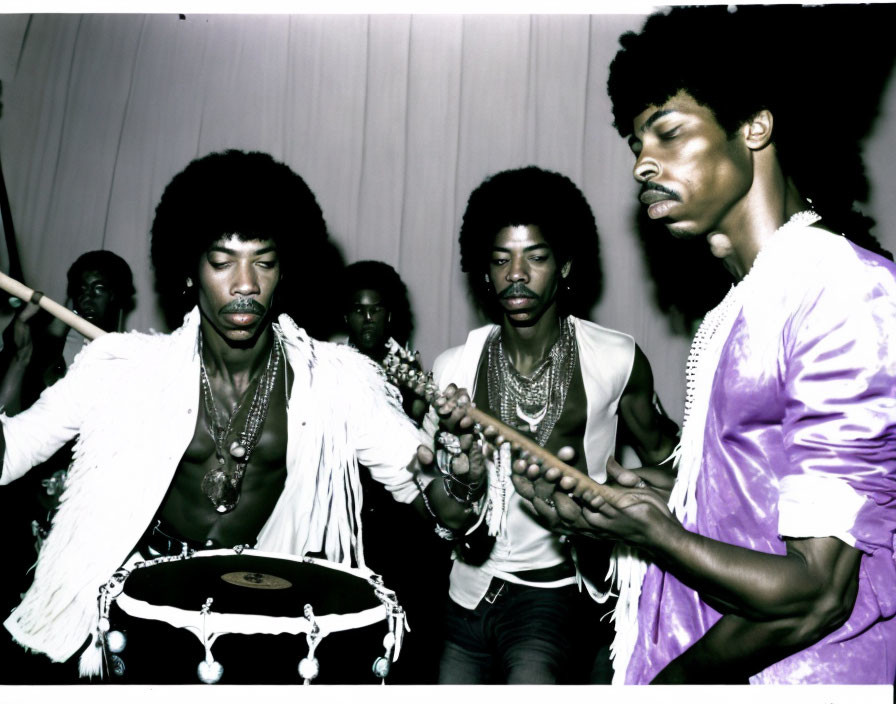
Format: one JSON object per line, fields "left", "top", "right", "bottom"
{"left": 182, "top": 278, "right": 194, "bottom": 297}
{"left": 484, "top": 274, "right": 490, "bottom": 284}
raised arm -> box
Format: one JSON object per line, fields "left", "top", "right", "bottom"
{"left": 0, "top": 302, "right": 41, "bottom": 414}
{"left": 0, "top": 323, "right": 97, "bottom": 486}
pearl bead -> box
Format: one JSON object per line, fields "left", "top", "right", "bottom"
{"left": 197, "top": 658, "right": 224, "bottom": 684}
{"left": 298, "top": 657, "right": 319, "bottom": 681}
{"left": 106, "top": 630, "right": 127, "bottom": 653}
{"left": 229, "top": 442, "right": 247, "bottom": 459}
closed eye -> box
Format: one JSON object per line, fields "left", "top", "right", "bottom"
{"left": 659, "top": 127, "right": 680, "bottom": 140}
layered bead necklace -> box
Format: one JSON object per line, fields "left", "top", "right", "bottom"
{"left": 198, "top": 335, "right": 282, "bottom": 513}
{"left": 486, "top": 317, "right": 577, "bottom": 447}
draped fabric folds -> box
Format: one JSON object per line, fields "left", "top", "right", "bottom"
{"left": 1, "top": 13, "right": 895, "bottom": 420}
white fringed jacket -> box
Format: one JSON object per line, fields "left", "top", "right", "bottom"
{"left": 0, "top": 308, "right": 424, "bottom": 667}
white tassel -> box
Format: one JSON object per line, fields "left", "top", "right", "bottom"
{"left": 78, "top": 632, "right": 105, "bottom": 678}
{"left": 607, "top": 285, "right": 745, "bottom": 683}
{"left": 486, "top": 442, "right": 512, "bottom": 536}
{"left": 607, "top": 545, "right": 649, "bottom": 684}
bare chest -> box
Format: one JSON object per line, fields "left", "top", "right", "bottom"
{"left": 158, "top": 368, "right": 291, "bottom": 547}
{"left": 473, "top": 351, "right": 588, "bottom": 472}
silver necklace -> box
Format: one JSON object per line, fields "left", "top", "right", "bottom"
{"left": 486, "top": 317, "right": 577, "bottom": 446}
{"left": 198, "top": 335, "right": 281, "bottom": 513}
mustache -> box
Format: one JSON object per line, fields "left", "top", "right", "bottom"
{"left": 500, "top": 283, "right": 538, "bottom": 300}
{"left": 639, "top": 180, "right": 681, "bottom": 200}
{"left": 220, "top": 298, "right": 266, "bottom": 315}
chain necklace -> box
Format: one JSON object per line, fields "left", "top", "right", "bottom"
{"left": 198, "top": 334, "right": 281, "bottom": 513}
{"left": 486, "top": 317, "right": 577, "bottom": 446}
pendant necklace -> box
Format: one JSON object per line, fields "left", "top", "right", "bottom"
{"left": 486, "top": 317, "right": 577, "bottom": 446}
{"left": 198, "top": 334, "right": 281, "bottom": 513}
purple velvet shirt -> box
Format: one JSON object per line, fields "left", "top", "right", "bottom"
{"left": 626, "top": 227, "right": 896, "bottom": 684}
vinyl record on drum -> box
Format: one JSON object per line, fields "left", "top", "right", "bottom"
{"left": 220, "top": 571, "right": 292, "bottom": 590}
{"left": 124, "top": 554, "right": 380, "bottom": 617}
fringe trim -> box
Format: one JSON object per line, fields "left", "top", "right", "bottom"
{"left": 607, "top": 544, "right": 649, "bottom": 684}
{"left": 257, "top": 318, "right": 413, "bottom": 569}
{"left": 6, "top": 310, "right": 412, "bottom": 670}
{"left": 609, "top": 284, "right": 744, "bottom": 683}
{"left": 669, "top": 285, "right": 743, "bottom": 525}
{"left": 4, "top": 318, "right": 195, "bottom": 665}
{"left": 78, "top": 635, "right": 104, "bottom": 678}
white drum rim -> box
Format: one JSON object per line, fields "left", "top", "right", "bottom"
{"left": 115, "top": 547, "right": 393, "bottom": 638}
{"left": 115, "top": 592, "right": 387, "bottom": 637}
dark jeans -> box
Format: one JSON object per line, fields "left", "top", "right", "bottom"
{"left": 439, "top": 580, "right": 612, "bottom": 684}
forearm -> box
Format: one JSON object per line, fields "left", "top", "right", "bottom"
{"left": 0, "top": 357, "right": 30, "bottom": 414}
{"left": 619, "top": 345, "right": 680, "bottom": 467}
{"left": 653, "top": 611, "right": 834, "bottom": 684}
{"left": 632, "top": 433, "right": 679, "bottom": 469}
{"left": 653, "top": 526, "right": 859, "bottom": 623}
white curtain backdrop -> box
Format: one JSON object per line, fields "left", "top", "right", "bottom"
{"left": 1, "top": 12, "right": 895, "bottom": 423}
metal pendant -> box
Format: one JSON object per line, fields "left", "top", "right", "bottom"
{"left": 515, "top": 404, "right": 547, "bottom": 433}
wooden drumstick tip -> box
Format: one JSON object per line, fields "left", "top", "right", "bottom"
{"left": 386, "top": 360, "right": 627, "bottom": 508}
{"left": 462, "top": 404, "right": 626, "bottom": 506}
{"left": 0, "top": 270, "right": 106, "bottom": 340}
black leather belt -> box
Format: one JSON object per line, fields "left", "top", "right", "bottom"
{"left": 481, "top": 562, "right": 577, "bottom": 605}
{"left": 512, "top": 562, "right": 576, "bottom": 582}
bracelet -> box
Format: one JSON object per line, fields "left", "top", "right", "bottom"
{"left": 436, "top": 431, "right": 462, "bottom": 454}
{"left": 30, "top": 290, "right": 44, "bottom": 305}
{"left": 442, "top": 475, "right": 484, "bottom": 506}
{"left": 414, "top": 475, "right": 457, "bottom": 541}
{"left": 443, "top": 471, "right": 482, "bottom": 490}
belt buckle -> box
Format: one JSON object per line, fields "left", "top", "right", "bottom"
{"left": 483, "top": 578, "right": 505, "bottom": 604}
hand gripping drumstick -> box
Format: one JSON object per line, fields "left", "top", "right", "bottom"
{"left": 461, "top": 405, "right": 627, "bottom": 507}
{"left": 383, "top": 340, "right": 626, "bottom": 507}
{"left": 0, "top": 271, "right": 106, "bottom": 340}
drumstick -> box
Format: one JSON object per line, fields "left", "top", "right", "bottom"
{"left": 383, "top": 341, "right": 625, "bottom": 506}
{"left": 0, "top": 270, "right": 106, "bottom": 340}
{"left": 462, "top": 405, "right": 626, "bottom": 506}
